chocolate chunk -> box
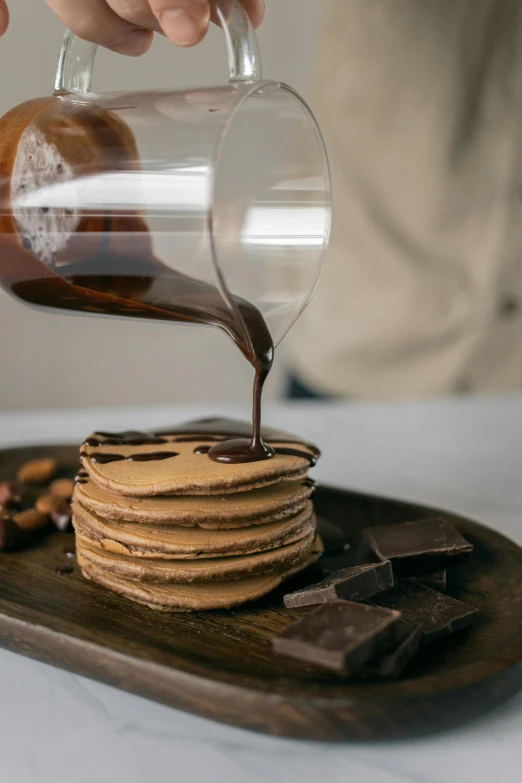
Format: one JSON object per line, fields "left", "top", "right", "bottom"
{"left": 414, "top": 570, "right": 447, "bottom": 591}
{"left": 0, "top": 480, "right": 23, "bottom": 511}
{"left": 369, "top": 580, "right": 479, "bottom": 644}
{"left": 273, "top": 600, "right": 401, "bottom": 674}
{"left": 284, "top": 561, "right": 394, "bottom": 609}
{"left": 358, "top": 620, "right": 422, "bottom": 679}
{"left": 316, "top": 516, "right": 348, "bottom": 555}
{"left": 360, "top": 517, "right": 473, "bottom": 577}
{"left": 0, "top": 514, "right": 22, "bottom": 552}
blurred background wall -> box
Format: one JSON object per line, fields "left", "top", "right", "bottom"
{"left": 0, "top": 0, "right": 328, "bottom": 410}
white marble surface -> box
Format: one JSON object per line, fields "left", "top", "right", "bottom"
{"left": 1, "top": 395, "right": 522, "bottom": 783}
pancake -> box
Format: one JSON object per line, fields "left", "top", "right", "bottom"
{"left": 81, "top": 438, "right": 315, "bottom": 497}
{"left": 73, "top": 417, "right": 321, "bottom": 611}
{"left": 76, "top": 527, "right": 317, "bottom": 583}
{"left": 72, "top": 499, "right": 314, "bottom": 559}
{"left": 79, "top": 419, "right": 319, "bottom": 497}
{"left": 74, "top": 475, "right": 313, "bottom": 528}
{"left": 77, "top": 542, "right": 322, "bottom": 611}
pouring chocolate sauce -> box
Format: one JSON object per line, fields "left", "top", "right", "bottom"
{"left": 2, "top": 232, "right": 276, "bottom": 463}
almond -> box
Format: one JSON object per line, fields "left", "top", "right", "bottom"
{"left": 17, "top": 457, "right": 58, "bottom": 485}
{"left": 13, "top": 508, "right": 48, "bottom": 533}
{"left": 35, "top": 493, "right": 61, "bottom": 516}
{"left": 49, "top": 478, "right": 74, "bottom": 500}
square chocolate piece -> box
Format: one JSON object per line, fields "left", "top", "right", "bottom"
{"left": 369, "top": 580, "right": 479, "bottom": 644}
{"left": 359, "top": 620, "right": 422, "bottom": 679}
{"left": 273, "top": 600, "right": 401, "bottom": 674}
{"left": 360, "top": 517, "right": 472, "bottom": 577}
{"left": 284, "top": 561, "right": 393, "bottom": 609}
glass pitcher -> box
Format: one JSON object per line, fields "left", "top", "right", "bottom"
{"left": 0, "top": 0, "right": 331, "bottom": 362}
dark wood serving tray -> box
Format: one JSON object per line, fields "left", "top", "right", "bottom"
{"left": 1, "top": 444, "right": 522, "bottom": 742}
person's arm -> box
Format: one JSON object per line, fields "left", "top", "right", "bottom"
{"left": 0, "top": 1, "right": 264, "bottom": 54}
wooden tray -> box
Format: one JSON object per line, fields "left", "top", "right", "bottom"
{"left": 1, "top": 444, "right": 522, "bottom": 742}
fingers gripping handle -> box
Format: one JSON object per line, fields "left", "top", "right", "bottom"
{"left": 55, "top": 0, "right": 262, "bottom": 95}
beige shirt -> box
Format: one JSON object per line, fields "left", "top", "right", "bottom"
{"left": 287, "top": 0, "right": 522, "bottom": 398}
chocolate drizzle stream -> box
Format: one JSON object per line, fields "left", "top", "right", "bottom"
{"left": 90, "top": 451, "right": 178, "bottom": 464}
{"left": 90, "top": 453, "right": 125, "bottom": 464}
{"left": 83, "top": 437, "right": 101, "bottom": 448}
{"left": 173, "top": 435, "right": 228, "bottom": 443}
{"left": 103, "top": 437, "right": 168, "bottom": 446}
{"left": 93, "top": 431, "right": 168, "bottom": 447}
{"left": 128, "top": 452, "right": 179, "bottom": 462}
{"left": 193, "top": 445, "right": 211, "bottom": 455}
{"left": 4, "top": 242, "right": 275, "bottom": 462}
{"left": 208, "top": 366, "right": 274, "bottom": 464}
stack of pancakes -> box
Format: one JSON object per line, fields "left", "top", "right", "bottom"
{"left": 72, "top": 418, "right": 322, "bottom": 612}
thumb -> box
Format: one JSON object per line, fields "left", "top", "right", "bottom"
{"left": 0, "top": 1, "right": 9, "bottom": 36}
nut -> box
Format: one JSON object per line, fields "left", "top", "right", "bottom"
{"left": 49, "top": 478, "right": 74, "bottom": 500}
{"left": 13, "top": 508, "right": 48, "bottom": 533}
{"left": 51, "top": 500, "right": 72, "bottom": 532}
{"left": 0, "top": 480, "right": 24, "bottom": 511}
{"left": 17, "top": 457, "right": 58, "bottom": 485}
{"left": 0, "top": 514, "right": 22, "bottom": 551}
{"left": 35, "top": 493, "right": 62, "bottom": 516}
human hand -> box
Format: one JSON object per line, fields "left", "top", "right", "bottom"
{"left": 0, "top": 1, "right": 263, "bottom": 55}
{"left": 0, "top": 1, "right": 8, "bottom": 37}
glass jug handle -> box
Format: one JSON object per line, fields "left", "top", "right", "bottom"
{"left": 54, "top": 0, "right": 262, "bottom": 95}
